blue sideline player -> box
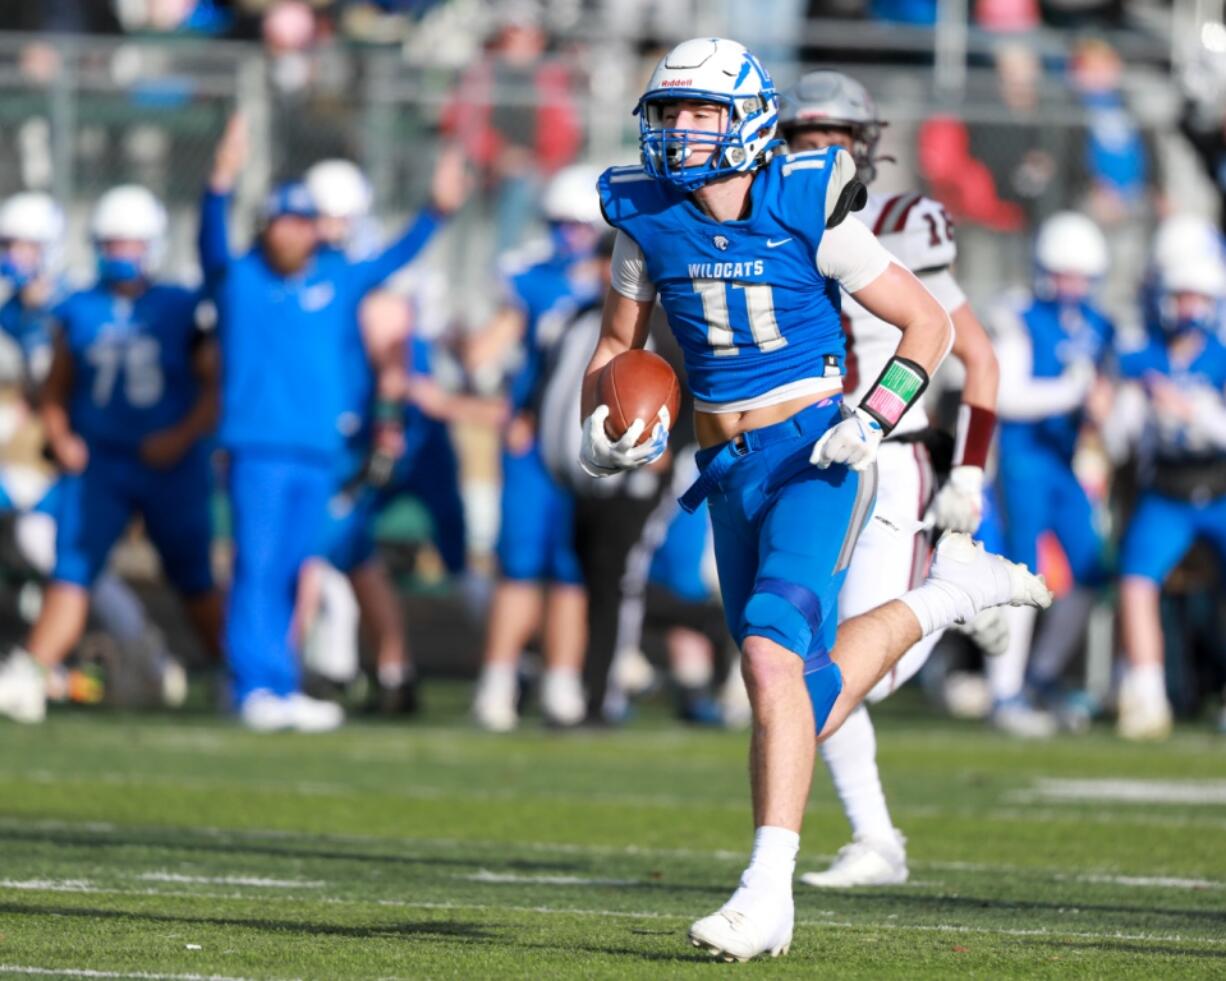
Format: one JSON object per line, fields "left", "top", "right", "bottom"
{"left": 468, "top": 164, "right": 606, "bottom": 732}
{"left": 1115, "top": 257, "right": 1226, "bottom": 739}
{"left": 200, "top": 115, "right": 466, "bottom": 732}
{"left": 990, "top": 212, "right": 1115, "bottom": 736}
{"left": 580, "top": 37, "right": 1052, "bottom": 961}
{"left": 0, "top": 185, "right": 223, "bottom": 724}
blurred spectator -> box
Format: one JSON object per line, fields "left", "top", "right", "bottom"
{"left": 975, "top": 0, "right": 1039, "bottom": 32}
{"left": 1069, "top": 39, "right": 1149, "bottom": 226}
{"left": 112, "top": 0, "right": 234, "bottom": 35}
{"left": 869, "top": 0, "right": 934, "bottom": 24}
{"left": 1039, "top": 0, "right": 1123, "bottom": 29}
{"left": 441, "top": 2, "right": 581, "bottom": 256}
{"left": 0, "top": 0, "right": 121, "bottom": 33}
{"left": 1180, "top": 53, "right": 1226, "bottom": 236}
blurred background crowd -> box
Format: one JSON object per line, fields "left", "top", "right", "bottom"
{"left": 0, "top": 0, "right": 1222, "bottom": 739}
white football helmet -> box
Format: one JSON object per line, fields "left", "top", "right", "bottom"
{"left": 0, "top": 192, "right": 65, "bottom": 282}
{"left": 1152, "top": 213, "right": 1222, "bottom": 279}
{"left": 1163, "top": 257, "right": 1226, "bottom": 299}
{"left": 778, "top": 70, "right": 884, "bottom": 183}
{"left": 1034, "top": 211, "right": 1108, "bottom": 279}
{"left": 636, "top": 37, "right": 780, "bottom": 191}
{"left": 305, "top": 159, "right": 373, "bottom": 220}
{"left": 542, "top": 164, "right": 603, "bottom": 225}
{"left": 90, "top": 184, "right": 167, "bottom": 279}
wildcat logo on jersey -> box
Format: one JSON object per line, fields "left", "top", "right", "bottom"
{"left": 712, "top": 235, "right": 729, "bottom": 251}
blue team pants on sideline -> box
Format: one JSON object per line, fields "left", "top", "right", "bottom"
{"left": 1120, "top": 490, "right": 1226, "bottom": 584}
{"left": 226, "top": 451, "right": 332, "bottom": 702}
{"left": 998, "top": 448, "right": 1106, "bottom": 586}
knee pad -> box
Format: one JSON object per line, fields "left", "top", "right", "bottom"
{"left": 804, "top": 656, "right": 843, "bottom": 733}
{"left": 742, "top": 577, "right": 825, "bottom": 655}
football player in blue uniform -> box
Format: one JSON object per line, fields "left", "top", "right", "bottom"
{"left": 990, "top": 212, "right": 1115, "bottom": 737}
{"left": 0, "top": 185, "right": 222, "bottom": 725}
{"left": 200, "top": 116, "right": 467, "bottom": 732}
{"left": 0, "top": 191, "right": 189, "bottom": 715}
{"left": 582, "top": 37, "right": 1052, "bottom": 961}
{"left": 1114, "top": 258, "right": 1226, "bottom": 739}
{"left": 468, "top": 164, "right": 605, "bottom": 732}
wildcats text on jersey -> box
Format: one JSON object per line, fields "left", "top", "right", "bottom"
{"left": 688, "top": 260, "right": 766, "bottom": 279}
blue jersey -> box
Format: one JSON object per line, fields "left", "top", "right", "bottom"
{"left": 998, "top": 296, "right": 1114, "bottom": 461}
{"left": 0, "top": 287, "right": 62, "bottom": 384}
{"left": 1118, "top": 326, "right": 1226, "bottom": 463}
{"left": 501, "top": 245, "right": 599, "bottom": 411}
{"left": 199, "top": 191, "right": 440, "bottom": 458}
{"left": 599, "top": 149, "right": 847, "bottom": 404}
{"left": 54, "top": 283, "right": 203, "bottom": 449}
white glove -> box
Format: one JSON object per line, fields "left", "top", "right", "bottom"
{"left": 953, "top": 606, "right": 1009, "bottom": 658}
{"left": 926, "top": 465, "right": 985, "bottom": 533}
{"left": 579, "top": 404, "right": 670, "bottom": 478}
{"left": 810, "top": 406, "right": 883, "bottom": 472}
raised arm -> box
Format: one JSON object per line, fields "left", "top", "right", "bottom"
{"left": 199, "top": 113, "right": 247, "bottom": 282}
{"left": 347, "top": 146, "right": 470, "bottom": 297}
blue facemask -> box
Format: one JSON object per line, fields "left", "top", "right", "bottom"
{"left": 549, "top": 222, "right": 598, "bottom": 263}
{"left": 0, "top": 252, "right": 37, "bottom": 288}
{"left": 97, "top": 255, "right": 144, "bottom": 284}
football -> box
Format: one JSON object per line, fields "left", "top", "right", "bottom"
{"left": 596, "top": 349, "right": 682, "bottom": 445}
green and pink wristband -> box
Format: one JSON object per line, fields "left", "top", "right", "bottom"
{"left": 860, "top": 356, "right": 930, "bottom": 434}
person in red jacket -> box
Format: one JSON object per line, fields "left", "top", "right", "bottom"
{"left": 441, "top": 7, "right": 581, "bottom": 256}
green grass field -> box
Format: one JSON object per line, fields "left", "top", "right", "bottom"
{"left": 1, "top": 685, "right": 1224, "bottom": 979}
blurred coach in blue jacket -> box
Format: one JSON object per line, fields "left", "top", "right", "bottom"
{"left": 200, "top": 114, "right": 467, "bottom": 731}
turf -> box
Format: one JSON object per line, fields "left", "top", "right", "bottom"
{"left": 0, "top": 686, "right": 1224, "bottom": 979}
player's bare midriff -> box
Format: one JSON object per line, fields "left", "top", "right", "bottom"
{"left": 694, "top": 384, "right": 844, "bottom": 447}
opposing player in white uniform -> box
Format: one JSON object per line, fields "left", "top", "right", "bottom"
{"left": 778, "top": 71, "right": 1005, "bottom": 887}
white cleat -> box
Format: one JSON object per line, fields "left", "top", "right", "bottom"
{"left": 472, "top": 669, "right": 518, "bottom": 733}
{"left": 800, "top": 832, "right": 908, "bottom": 888}
{"left": 930, "top": 532, "right": 1053, "bottom": 621}
{"left": 0, "top": 649, "right": 47, "bottom": 724}
{"left": 240, "top": 690, "right": 343, "bottom": 733}
{"left": 688, "top": 906, "right": 793, "bottom": 963}
{"left": 1117, "top": 671, "right": 1172, "bottom": 741}
{"left": 991, "top": 696, "right": 1058, "bottom": 739}
{"left": 541, "top": 669, "right": 586, "bottom": 727}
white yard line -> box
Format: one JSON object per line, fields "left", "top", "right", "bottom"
{"left": 462, "top": 870, "right": 637, "bottom": 887}
{"left": 136, "top": 873, "right": 324, "bottom": 889}
{"left": 1013, "top": 778, "right": 1226, "bottom": 806}
{"left": 0, "top": 967, "right": 288, "bottom": 981}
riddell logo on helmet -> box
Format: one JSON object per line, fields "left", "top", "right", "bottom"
{"left": 661, "top": 79, "right": 693, "bottom": 87}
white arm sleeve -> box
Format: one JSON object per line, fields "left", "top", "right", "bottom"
{"left": 816, "top": 218, "right": 892, "bottom": 293}
{"left": 992, "top": 307, "right": 1090, "bottom": 420}
{"left": 610, "top": 230, "right": 655, "bottom": 302}
{"left": 918, "top": 268, "right": 968, "bottom": 315}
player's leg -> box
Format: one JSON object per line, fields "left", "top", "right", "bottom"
{"left": 1027, "top": 465, "right": 1106, "bottom": 704}
{"left": 350, "top": 557, "right": 419, "bottom": 713}
{"left": 403, "top": 419, "right": 468, "bottom": 578}
{"left": 0, "top": 463, "right": 130, "bottom": 722}
{"left": 472, "top": 444, "right": 550, "bottom": 730}
{"left": 226, "top": 452, "right": 339, "bottom": 731}
{"left": 540, "top": 484, "right": 587, "bottom": 726}
{"left": 990, "top": 455, "right": 1058, "bottom": 735}
{"left": 691, "top": 447, "right": 874, "bottom": 963}
{"left": 806, "top": 442, "right": 928, "bottom": 888}
{"left": 1117, "top": 492, "right": 1198, "bottom": 740}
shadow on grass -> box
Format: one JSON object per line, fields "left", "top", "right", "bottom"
{"left": 800, "top": 889, "right": 1226, "bottom": 926}
{"left": 1033, "top": 938, "right": 1226, "bottom": 961}
{"left": 0, "top": 900, "right": 497, "bottom": 945}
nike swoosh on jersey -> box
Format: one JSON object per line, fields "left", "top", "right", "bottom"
{"left": 766, "top": 238, "right": 793, "bottom": 248}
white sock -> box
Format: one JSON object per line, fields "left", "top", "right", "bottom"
{"left": 898, "top": 579, "right": 976, "bottom": 638}
{"left": 727, "top": 826, "right": 798, "bottom": 913}
{"left": 819, "top": 705, "right": 896, "bottom": 842}
{"left": 1125, "top": 663, "right": 1166, "bottom": 703}
{"left": 988, "top": 606, "right": 1036, "bottom": 703}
